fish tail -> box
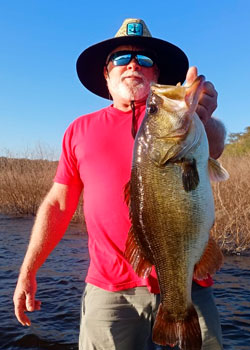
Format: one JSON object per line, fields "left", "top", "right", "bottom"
{"left": 152, "top": 303, "right": 202, "bottom": 350}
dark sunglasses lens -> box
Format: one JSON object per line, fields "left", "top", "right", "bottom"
{"left": 137, "top": 54, "right": 154, "bottom": 67}
{"left": 113, "top": 54, "right": 131, "bottom": 66}
{"left": 110, "top": 51, "right": 155, "bottom": 67}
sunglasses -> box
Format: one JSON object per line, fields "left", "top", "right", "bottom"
{"left": 107, "top": 50, "right": 156, "bottom": 68}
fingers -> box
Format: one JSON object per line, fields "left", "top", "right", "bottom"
{"left": 14, "top": 291, "right": 41, "bottom": 326}
{"left": 26, "top": 292, "right": 35, "bottom": 311}
{"left": 15, "top": 310, "right": 31, "bottom": 326}
{"left": 197, "top": 81, "right": 218, "bottom": 124}
{"left": 14, "top": 294, "right": 31, "bottom": 326}
{"left": 202, "top": 81, "right": 217, "bottom": 97}
{"left": 35, "top": 300, "right": 42, "bottom": 310}
{"left": 25, "top": 293, "right": 41, "bottom": 311}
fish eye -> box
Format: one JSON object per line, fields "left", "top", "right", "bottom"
{"left": 147, "top": 103, "right": 158, "bottom": 115}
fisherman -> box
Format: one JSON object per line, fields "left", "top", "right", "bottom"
{"left": 13, "top": 19, "right": 225, "bottom": 350}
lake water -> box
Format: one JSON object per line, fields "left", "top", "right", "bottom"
{"left": 0, "top": 214, "right": 249, "bottom": 350}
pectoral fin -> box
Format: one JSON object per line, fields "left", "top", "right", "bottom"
{"left": 208, "top": 158, "right": 229, "bottom": 182}
{"left": 180, "top": 158, "right": 199, "bottom": 192}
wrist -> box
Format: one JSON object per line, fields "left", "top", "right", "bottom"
{"left": 19, "top": 265, "right": 37, "bottom": 279}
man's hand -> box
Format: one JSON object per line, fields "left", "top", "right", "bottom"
{"left": 185, "top": 66, "right": 225, "bottom": 158}
{"left": 13, "top": 273, "right": 41, "bottom": 326}
{"left": 185, "top": 66, "right": 218, "bottom": 125}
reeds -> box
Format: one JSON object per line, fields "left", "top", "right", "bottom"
{"left": 0, "top": 153, "right": 249, "bottom": 254}
{"left": 0, "top": 156, "right": 56, "bottom": 215}
{"left": 0, "top": 155, "right": 83, "bottom": 222}
{"left": 211, "top": 154, "right": 250, "bottom": 254}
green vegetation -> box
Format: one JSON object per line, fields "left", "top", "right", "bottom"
{"left": 224, "top": 126, "right": 250, "bottom": 156}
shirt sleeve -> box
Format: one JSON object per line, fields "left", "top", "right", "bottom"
{"left": 54, "top": 123, "right": 82, "bottom": 187}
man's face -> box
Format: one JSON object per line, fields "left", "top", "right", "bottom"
{"left": 104, "top": 45, "right": 159, "bottom": 104}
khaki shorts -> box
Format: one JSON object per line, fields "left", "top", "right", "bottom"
{"left": 79, "top": 283, "right": 223, "bottom": 350}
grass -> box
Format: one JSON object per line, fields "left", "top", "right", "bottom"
{"left": 0, "top": 157, "right": 56, "bottom": 215}
{"left": 0, "top": 153, "right": 249, "bottom": 254}
{"left": 0, "top": 156, "right": 83, "bottom": 222}
{"left": 211, "top": 154, "right": 250, "bottom": 254}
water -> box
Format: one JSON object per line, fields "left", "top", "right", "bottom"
{"left": 0, "top": 214, "right": 249, "bottom": 350}
{"left": 214, "top": 256, "right": 250, "bottom": 349}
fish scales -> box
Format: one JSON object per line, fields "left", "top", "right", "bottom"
{"left": 130, "top": 131, "right": 214, "bottom": 304}
{"left": 125, "top": 76, "right": 228, "bottom": 349}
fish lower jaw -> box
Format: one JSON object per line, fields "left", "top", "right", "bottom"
{"left": 162, "top": 128, "right": 190, "bottom": 141}
{"left": 162, "top": 133, "right": 187, "bottom": 142}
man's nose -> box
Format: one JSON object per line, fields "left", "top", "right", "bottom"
{"left": 127, "top": 58, "right": 141, "bottom": 71}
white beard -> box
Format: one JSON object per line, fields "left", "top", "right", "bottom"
{"left": 107, "top": 72, "right": 156, "bottom": 102}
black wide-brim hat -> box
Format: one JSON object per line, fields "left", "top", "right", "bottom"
{"left": 76, "top": 18, "right": 189, "bottom": 100}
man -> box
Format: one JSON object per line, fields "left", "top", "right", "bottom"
{"left": 13, "top": 19, "right": 225, "bottom": 350}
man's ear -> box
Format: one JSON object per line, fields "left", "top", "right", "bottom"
{"left": 154, "top": 65, "right": 160, "bottom": 83}
{"left": 103, "top": 66, "right": 108, "bottom": 80}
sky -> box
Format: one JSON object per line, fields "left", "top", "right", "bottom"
{"left": 0, "top": 0, "right": 249, "bottom": 159}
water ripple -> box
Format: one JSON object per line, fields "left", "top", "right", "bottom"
{"left": 0, "top": 215, "right": 249, "bottom": 349}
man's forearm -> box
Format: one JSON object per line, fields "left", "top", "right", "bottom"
{"left": 205, "top": 117, "right": 226, "bottom": 159}
{"left": 19, "top": 198, "right": 74, "bottom": 276}
{"left": 19, "top": 183, "right": 81, "bottom": 277}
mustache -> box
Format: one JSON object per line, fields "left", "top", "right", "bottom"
{"left": 121, "top": 72, "right": 145, "bottom": 81}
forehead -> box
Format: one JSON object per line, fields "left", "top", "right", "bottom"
{"left": 109, "top": 45, "right": 147, "bottom": 55}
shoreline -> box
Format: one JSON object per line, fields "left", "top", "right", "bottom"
{"left": 1, "top": 212, "right": 249, "bottom": 256}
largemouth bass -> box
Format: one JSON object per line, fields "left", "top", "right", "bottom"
{"left": 124, "top": 76, "right": 228, "bottom": 349}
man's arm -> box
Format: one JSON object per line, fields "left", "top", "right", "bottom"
{"left": 13, "top": 182, "right": 82, "bottom": 326}
{"left": 204, "top": 117, "right": 226, "bottom": 159}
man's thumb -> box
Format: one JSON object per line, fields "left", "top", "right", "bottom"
{"left": 26, "top": 293, "right": 35, "bottom": 311}
{"left": 185, "top": 66, "right": 198, "bottom": 86}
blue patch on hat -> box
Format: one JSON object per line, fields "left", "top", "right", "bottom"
{"left": 127, "top": 22, "right": 143, "bottom": 36}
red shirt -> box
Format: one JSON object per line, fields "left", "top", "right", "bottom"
{"left": 54, "top": 104, "right": 213, "bottom": 292}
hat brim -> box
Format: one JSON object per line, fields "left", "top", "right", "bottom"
{"left": 76, "top": 36, "right": 189, "bottom": 100}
